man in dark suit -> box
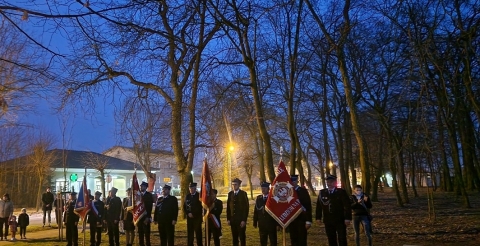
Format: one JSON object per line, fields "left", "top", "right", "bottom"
{"left": 88, "top": 191, "right": 105, "bottom": 246}
{"left": 253, "top": 182, "right": 277, "bottom": 246}
{"left": 184, "top": 182, "right": 203, "bottom": 246}
{"left": 64, "top": 191, "right": 79, "bottom": 246}
{"left": 138, "top": 181, "right": 154, "bottom": 246}
{"left": 288, "top": 175, "right": 312, "bottom": 246}
{"left": 153, "top": 184, "right": 178, "bottom": 246}
{"left": 316, "top": 175, "right": 352, "bottom": 246}
{"left": 105, "top": 187, "right": 122, "bottom": 246}
{"left": 122, "top": 188, "right": 135, "bottom": 246}
{"left": 41, "top": 187, "right": 54, "bottom": 227}
{"left": 208, "top": 189, "right": 223, "bottom": 246}
{"left": 227, "top": 178, "right": 249, "bottom": 246}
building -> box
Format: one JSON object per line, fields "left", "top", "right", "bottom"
{"left": 102, "top": 146, "right": 178, "bottom": 191}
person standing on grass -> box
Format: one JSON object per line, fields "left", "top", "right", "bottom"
{"left": 122, "top": 188, "right": 135, "bottom": 246}
{"left": 0, "top": 193, "right": 14, "bottom": 241}
{"left": 64, "top": 191, "right": 79, "bottom": 246}
{"left": 253, "top": 182, "right": 277, "bottom": 246}
{"left": 350, "top": 185, "right": 373, "bottom": 246}
{"left": 41, "top": 187, "right": 54, "bottom": 227}
{"left": 88, "top": 191, "right": 105, "bottom": 246}
{"left": 184, "top": 182, "right": 203, "bottom": 246}
{"left": 138, "top": 181, "right": 154, "bottom": 246}
{"left": 316, "top": 175, "right": 352, "bottom": 246}
{"left": 105, "top": 187, "right": 122, "bottom": 246}
{"left": 288, "top": 175, "right": 313, "bottom": 246}
{"left": 18, "top": 208, "right": 29, "bottom": 239}
{"left": 207, "top": 189, "right": 222, "bottom": 246}
{"left": 153, "top": 184, "right": 178, "bottom": 246}
{"left": 227, "top": 178, "right": 249, "bottom": 246}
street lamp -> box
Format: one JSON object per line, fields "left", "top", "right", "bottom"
{"left": 191, "top": 170, "right": 194, "bottom": 182}
{"left": 228, "top": 143, "right": 234, "bottom": 191}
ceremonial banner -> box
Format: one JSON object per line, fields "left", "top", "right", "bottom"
{"left": 74, "top": 175, "right": 91, "bottom": 221}
{"left": 265, "top": 161, "right": 303, "bottom": 228}
{"left": 200, "top": 159, "right": 215, "bottom": 215}
{"left": 131, "top": 172, "right": 146, "bottom": 225}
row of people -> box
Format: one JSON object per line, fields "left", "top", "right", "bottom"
{"left": 61, "top": 173, "right": 371, "bottom": 246}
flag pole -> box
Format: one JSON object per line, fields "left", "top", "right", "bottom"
{"left": 283, "top": 227, "right": 286, "bottom": 246}
{"left": 83, "top": 167, "right": 87, "bottom": 246}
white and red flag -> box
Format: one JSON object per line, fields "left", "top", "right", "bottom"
{"left": 265, "top": 161, "right": 303, "bottom": 228}
{"left": 74, "top": 175, "right": 91, "bottom": 221}
{"left": 200, "top": 159, "right": 215, "bottom": 217}
{"left": 131, "top": 172, "right": 146, "bottom": 225}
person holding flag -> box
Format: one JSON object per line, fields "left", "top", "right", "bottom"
{"left": 199, "top": 159, "right": 221, "bottom": 246}
{"left": 122, "top": 188, "right": 135, "bottom": 246}
{"left": 207, "top": 189, "right": 222, "bottom": 246}
{"left": 64, "top": 191, "right": 79, "bottom": 246}
{"left": 87, "top": 191, "right": 104, "bottom": 246}
{"left": 153, "top": 184, "right": 178, "bottom": 246}
{"left": 253, "top": 182, "right": 278, "bottom": 246}
{"left": 138, "top": 181, "right": 154, "bottom": 246}
{"left": 227, "top": 178, "right": 249, "bottom": 246}
{"left": 184, "top": 182, "right": 203, "bottom": 246}
{"left": 288, "top": 174, "right": 313, "bottom": 246}
{"left": 105, "top": 187, "right": 122, "bottom": 246}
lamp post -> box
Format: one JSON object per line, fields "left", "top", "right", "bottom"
{"left": 191, "top": 170, "right": 194, "bottom": 183}
{"left": 228, "top": 144, "right": 234, "bottom": 190}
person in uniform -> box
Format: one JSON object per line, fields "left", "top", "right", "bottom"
{"left": 316, "top": 175, "right": 352, "bottom": 246}
{"left": 105, "top": 187, "right": 122, "bottom": 246}
{"left": 207, "top": 189, "right": 222, "bottom": 246}
{"left": 288, "top": 175, "right": 312, "bottom": 246}
{"left": 227, "top": 178, "right": 249, "bottom": 246}
{"left": 184, "top": 182, "right": 203, "bottom": 246}
{"left": 41, "top": 187, "right": 54, "bottom": 227}
{"left": 253, "top": 182, "right": 278, "bottom": 246}
{"left": 153, "top": 184, "right": 178, "bottom": 246}
{"left": 88, "top": 191, "right": 105, "bottom": 246}
{"left": 122, "top": 188, "right": 135, "bottom": 246}
{"left": 138, "top": 181, "right": 154, "bottom": 246}
{"left": 64, "top": 191, "right": 79, "bottom": 246}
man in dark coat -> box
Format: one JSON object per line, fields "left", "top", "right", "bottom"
{"left": 138, "top": 181, "right": 154, "bottom": 246}
{"left": 64, "top": 192, "right": 79, "bottom": 246}
{"left": 153, "top": 184, "right": 178, "bottom": 246}
{"left": 316, "top": 175, "right": 352, "bottom": 246}
{"left": 41, "top": 187, "right": 54, "bottom": 227}
{"left": 227, "top": 178, "right": 249, "bottom": 246}
{"left": 88, "top": 191, "right": 105, "bottom": 246}
{"left": 184, "top": 182, "right": 203, "bottom": 246}
{"left": 288, "top": 175, "right": 313, "bottom": 246}
{"left": 253, "top": 182, "right": 277, "bottom": 246}
{"left": 105, "top": 187, "right": 122, "bottom": 246}
{"left": 207, "top": 189, "right": 223, "bottom": 246}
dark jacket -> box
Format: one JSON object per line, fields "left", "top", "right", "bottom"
{"left": 350, "top": 194, "right": 372, "bottom": 216}
{"left": 253, "top": 194, "right": 277, "bottom": 229}
{"left": 142, "top": 191, "right": 154, "bottom": 220}
{"left": 153, "top": 195, "right": 178, "bottom": 223}
{"left": 294, "top": 186, "right": 313, "bottom": 222}
{"left": 121, "top": 197, "right": 135, "bottom": 230}
{"left": 105, "top": 196, "right": 122, "bottom": 222}
{"left": 63, "top": 199, "right": 80, "bottom": 224}
{"left": 18, "top": 213, "right": 29, "bottom": 227}
{"left": 87, "top": 199, "right": 105, "bottom": 224}
{"left": 42, "top": 192, "right": 55, "bottom": 211}
{"left": 226, "top": 189, "right": 249, "bottom": 222}
{"left": 316, "top": 188, "right": 352, "bottom": 224}
{"left": 184, "top": 192, "right": 202, "bottom": 219}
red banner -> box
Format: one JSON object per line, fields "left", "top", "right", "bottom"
{"left": 131, "top": 172, "right": 146, "bottom": 225}
{"left": 200, "top": 159, "right": 215, "bottom": 216}
{"left": 74, "top": 175, "right": 91, "bottom": 221}
{"left": 265, "top": 161, "right": 303, "bottom": 228}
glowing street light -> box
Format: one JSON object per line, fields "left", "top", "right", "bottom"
{"left": 191, "top": 170, "right": 194, "bottom": 182}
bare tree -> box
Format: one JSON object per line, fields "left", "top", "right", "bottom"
{"left": 82, "top": 152, "right": 109, "bottom": 197}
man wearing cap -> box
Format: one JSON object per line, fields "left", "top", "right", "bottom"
{"left": 122, "top": 188, "right": 135, "bottom": 246}
{"left": 288, "top": 175, "right": 312, "bottom": 246}
{"left": 154, "top": 184, "right": 178, "bottom": 246}
{"left": 227, "top": 178, "right": 249, "bottom": 246}
{"left": 184, "top": 182, "right": 203, "bottom": 246}
{"left": 138, "top": 181, "right": 154, "bottom": 246}
{"left": 316, "top": 175, "right": 352, "bottom": 246}
{"left": 64, "top": 192, "right": 79, "bottom": 246}
{"left": 105, "top": 187, "right": 122, "bottom": 246}
{"left": 253, "top": 182, "right": 277, "bottom": 246}
{"left": 207, "top": 189, "right": 223, "bottom": 246}
{"left": 88, "top": 191, "right": 105, "bottom": 246}
{"left": 41, "top": 187, "right": 54, "bottom": 227}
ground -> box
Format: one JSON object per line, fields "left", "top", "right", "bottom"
{"left": 0, "top": 187, "right": 478, "bottom": 245}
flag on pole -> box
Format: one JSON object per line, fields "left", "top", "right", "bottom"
{"left": 74, "top": 175, "right": 91, "bottom": 221}
{"left": 200, "top": 159, "right": 215, "bottom": 217}
{"left": 131, "top": 172, "right": 147, "bottom": 225}
{"left": 265, "top": 161, "right": 303, "bottom": 228}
